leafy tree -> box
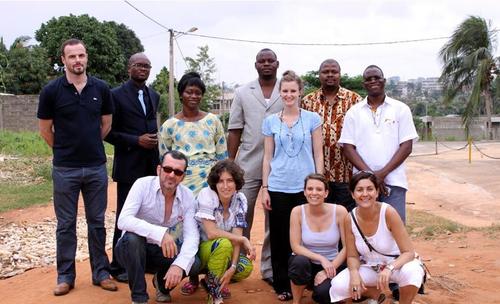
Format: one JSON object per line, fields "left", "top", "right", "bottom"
{"left": 35, "top": 14, "right": 143, "bottom": 87}
{"left": 301, "top": 71, "right": 366, "bottom": 96}
{"left": 0, "top": 37, "right": 8, "bottom": 93}
{"left": 4, "top": 36, "right": 50, "bottom": 94}
{"left": 302, "top": 70, "right": 320, "bottom": 95}
{"left": 341, "top": 74, "right": 366, "bottom": 97}
{"left": 185, "top": 45, "right": 219, "bottom": 111}
{"left": 151, "top": 67, "right": 180, "bottom": 121}
{"left": 439, "top": 15, "right": 499, "bottom": 139}
{"left": 104, "top": 21, "right": 144, "bottom": 83}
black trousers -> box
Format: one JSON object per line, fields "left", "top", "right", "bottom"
{"left": 326, "top": 181, "right": 356, "bottom": 212}
{"left": 268, "top": 191, "right": 305, "bottom": 294}
{"left": 288, "top": 254, "right": 344, "bottom": 304}
{"left": 110, "top": 181, "right": 133, "bottom": 276}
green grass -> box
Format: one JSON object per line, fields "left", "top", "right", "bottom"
{"left": 0, "top": 131, "right": 116, "bottom": 213}
{"left": 0, "top": 181, "right": 53, "bottom": 212}
{"left": 0, "top": 130, "right": 52, "bottom": 157}
{"left": 406, "top": 208, "right": 470, "bottom": 239}
{"left": 0, "top": 130, "right": 115, "bottom": 157}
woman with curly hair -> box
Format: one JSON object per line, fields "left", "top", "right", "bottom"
{"left": 182, "top": 160, "right": 256, "bottom": 304}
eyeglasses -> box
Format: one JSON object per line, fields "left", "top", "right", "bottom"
{"left": 363, "top": 76, "right": 383, "bottom": 82}
{"left": 162, "top": 166, "right": 185, "bottom": 176}
{"left": 131, "top": 63, "right": 152, "bottom": 69}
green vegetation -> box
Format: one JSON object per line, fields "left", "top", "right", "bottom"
{"left": 406, "top": 209, "right": 470, "bottom": 239}
{"left": 0, "top": 130, "right": 52, "bottom": 156}
{"left": 0, "top": 182, "right": 52, "bottom": 212}
{"left": 0, "top": 130, "right": 114, "bottom": 156}
{"left": 0, "top": 15, "right": 144, "bottom": 94}
{"left": 35, "top": 14, "right": 144, "bottom": 87}
{"left": 0, "top": 131, "right": 115, "bottom": 212}
{"left": 301, "top": 70, "right": 366, "bottom": 96}
{"left": 439, "top": 16, "right": 499, "bottom": 139}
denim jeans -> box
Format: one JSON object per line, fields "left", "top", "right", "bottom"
{"left": 115, "top": 232, "right": 201, "bottom": 302}
{"left": 52, "top": 164, "right": 110, "bottom": 285}
{"left": 379, "top": 185, "right": 407, "bottom": 223}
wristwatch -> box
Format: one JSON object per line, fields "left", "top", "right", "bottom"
{"left": 386, "top": 264, "right": 395, "bottom": 272}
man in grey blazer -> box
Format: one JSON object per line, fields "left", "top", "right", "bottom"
{"left": 227, "top": 48, "right": 283, "bottom": 283}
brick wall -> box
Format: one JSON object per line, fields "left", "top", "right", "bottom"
{"left": 0, "top": 94, "right": 39, "bottom": 132}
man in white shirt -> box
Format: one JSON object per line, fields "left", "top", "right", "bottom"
{"left": 115, "top": 150, "right": 200, "bottom": 304}
{"left": 339, "top": 65, "right": 418, "bottom": 222}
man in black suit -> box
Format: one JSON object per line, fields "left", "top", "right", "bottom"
{"left": 105, "top": 53, "right": 160, "bottom": 282}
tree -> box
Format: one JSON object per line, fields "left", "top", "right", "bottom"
{"left": 301, "top": 71, "right": 366, "bottom": 97}
{"left": 104, "top": 21, "right": 144, "bottom": 83}
{"left": 3, "top": 36, "right": 50, "bottom": 94}
{"left": 0, "top": 37, "right": 8, "bottom": 93}
{"left": 439, "top": 16, "right": 499, "bottom": 139}
{"left": 151, "top": 67, "right": 180, "bottom": 121}
{"left": 35, "top": 14, "right": 143, "bottom": 87}
{"left": 185, "top": 45, "right": 219, "bottom": 111}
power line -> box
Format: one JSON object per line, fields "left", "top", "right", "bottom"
{"left": 182, "top": 32, "right": 450, "bottom": 46}
{"left": 174, "top": 38, "right": 189, "bottom": 69}
{"left": 123, "top": 0, "right": 170, "bottom": 31}
{"left": 124, "top": 0, "right": 499, "bottom": 47}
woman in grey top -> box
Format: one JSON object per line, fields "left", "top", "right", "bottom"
{"left": 288, "top": 174, "right": 347, "bottom": 304}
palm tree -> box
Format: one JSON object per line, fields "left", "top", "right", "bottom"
{"left": 439, "top": 16, "right": 498, "bottom": 139}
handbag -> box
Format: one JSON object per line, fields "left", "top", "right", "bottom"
{"left": 349, "top": 212, "right": 428, "bottom": 296}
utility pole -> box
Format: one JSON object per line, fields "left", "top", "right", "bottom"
{"left": 168, "top": 29, "right": 175, "bottom": 118}
{"left": 167, "top": 27, "right": 198, "bottom": 118}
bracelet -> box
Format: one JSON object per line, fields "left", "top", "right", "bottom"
{"left": 230, "top": 263, "right": 237, "bottom": 270}
{"left": 262, "top": 185, "right": 268, "bottom": 188}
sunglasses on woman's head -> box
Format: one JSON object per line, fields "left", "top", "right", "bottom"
{"left": 354, "top": 170, "right": 375, "bottom": 176}
{"left": 162, "top": 166, "right": 185, "bottom": 176}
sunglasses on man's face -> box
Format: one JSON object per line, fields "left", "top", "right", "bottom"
{"left": 162, "top": 166, "right": 185, "bottom": 176}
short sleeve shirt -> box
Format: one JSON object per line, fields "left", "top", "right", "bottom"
{"left": 338, "top": 96, "right": 418, "bottom": 189}
{"left": 37, "top": 75, "right": 113, "bottom": 167}
{"left": 301, "top": 87, "right": 361, "bottom": 183}
{"left": 262, "top": 110, "right": 321, "bottom": 193}
{"left": 195, "top": 187, "right": 248, "bottom": 241}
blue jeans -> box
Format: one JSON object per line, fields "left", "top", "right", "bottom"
{"left": 379, "top": 185, "right": 407, "bottom": 223}
{"left": 52, "top": 164, "right": 110, "bottom": 285}
{"left": 115, "top": 232, "right": 201, "bottom": 302}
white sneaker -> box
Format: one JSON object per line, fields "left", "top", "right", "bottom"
{"left": 152, "top": 273, "right": 172, "bottom": 303}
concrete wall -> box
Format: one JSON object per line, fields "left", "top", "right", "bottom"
{"left": 426, "top": 116, "right": 500, "bottom": 140}
{"left": 0, "top": 94, "right": 39, "bottom": 132}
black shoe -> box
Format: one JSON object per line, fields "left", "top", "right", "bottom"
{"left": 112, "top": 272, "right": 129, "bottom": 283}
{"left": 262, "top": 277, "right": 273, "bottom": 287}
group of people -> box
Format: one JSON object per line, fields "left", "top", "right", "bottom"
{"left": 37, "top": 38, "right": 425, "bottom": 304}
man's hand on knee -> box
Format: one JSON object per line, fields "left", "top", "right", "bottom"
{"left": 161, "top": 232, "right": 177, "bottom": 258}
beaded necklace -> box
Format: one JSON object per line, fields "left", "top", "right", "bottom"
{"left": 278, "top": 109, "right": 305, "bottom": 158}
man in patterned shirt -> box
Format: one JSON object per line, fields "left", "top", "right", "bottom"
{"left": 301, "top": 59, "right": 361, "bottom": 211}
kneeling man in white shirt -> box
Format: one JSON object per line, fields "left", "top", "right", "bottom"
{"left": 116, "top": 150, "right": 200, "bottom": 304}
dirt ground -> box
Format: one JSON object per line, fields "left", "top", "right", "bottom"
{"left": 0, "top": 141, "right": 499, "bottom": 304}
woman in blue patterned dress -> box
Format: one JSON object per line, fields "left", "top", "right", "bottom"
{"left": 159, "top": 72, "right": 227, "bottom": 194}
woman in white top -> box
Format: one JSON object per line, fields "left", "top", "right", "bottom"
{"left": 182, "top": 160, "right": 256, "bottom": 304}
{"left": 329, "top": 171, "right": 424, "bottom": 304}
{"left": 288, "top": 174, "right": 347, "bottom": 304}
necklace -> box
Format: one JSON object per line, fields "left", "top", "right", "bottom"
{"left": 278, "top": 109, "right": 305, "bottom": 158}
{"left": 370, "top": 105, "right": 382, "bottom": 134}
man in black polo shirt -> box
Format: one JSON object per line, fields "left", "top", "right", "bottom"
{"left": 105, "top": 53, "right": 160, "bottom": 282}
{"left": 38, "top": 38, "right": 117, "bottom": 296}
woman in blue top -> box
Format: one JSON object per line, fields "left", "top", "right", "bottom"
{"left": 261, "top": 70, "right": 324, "bottom": 301}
